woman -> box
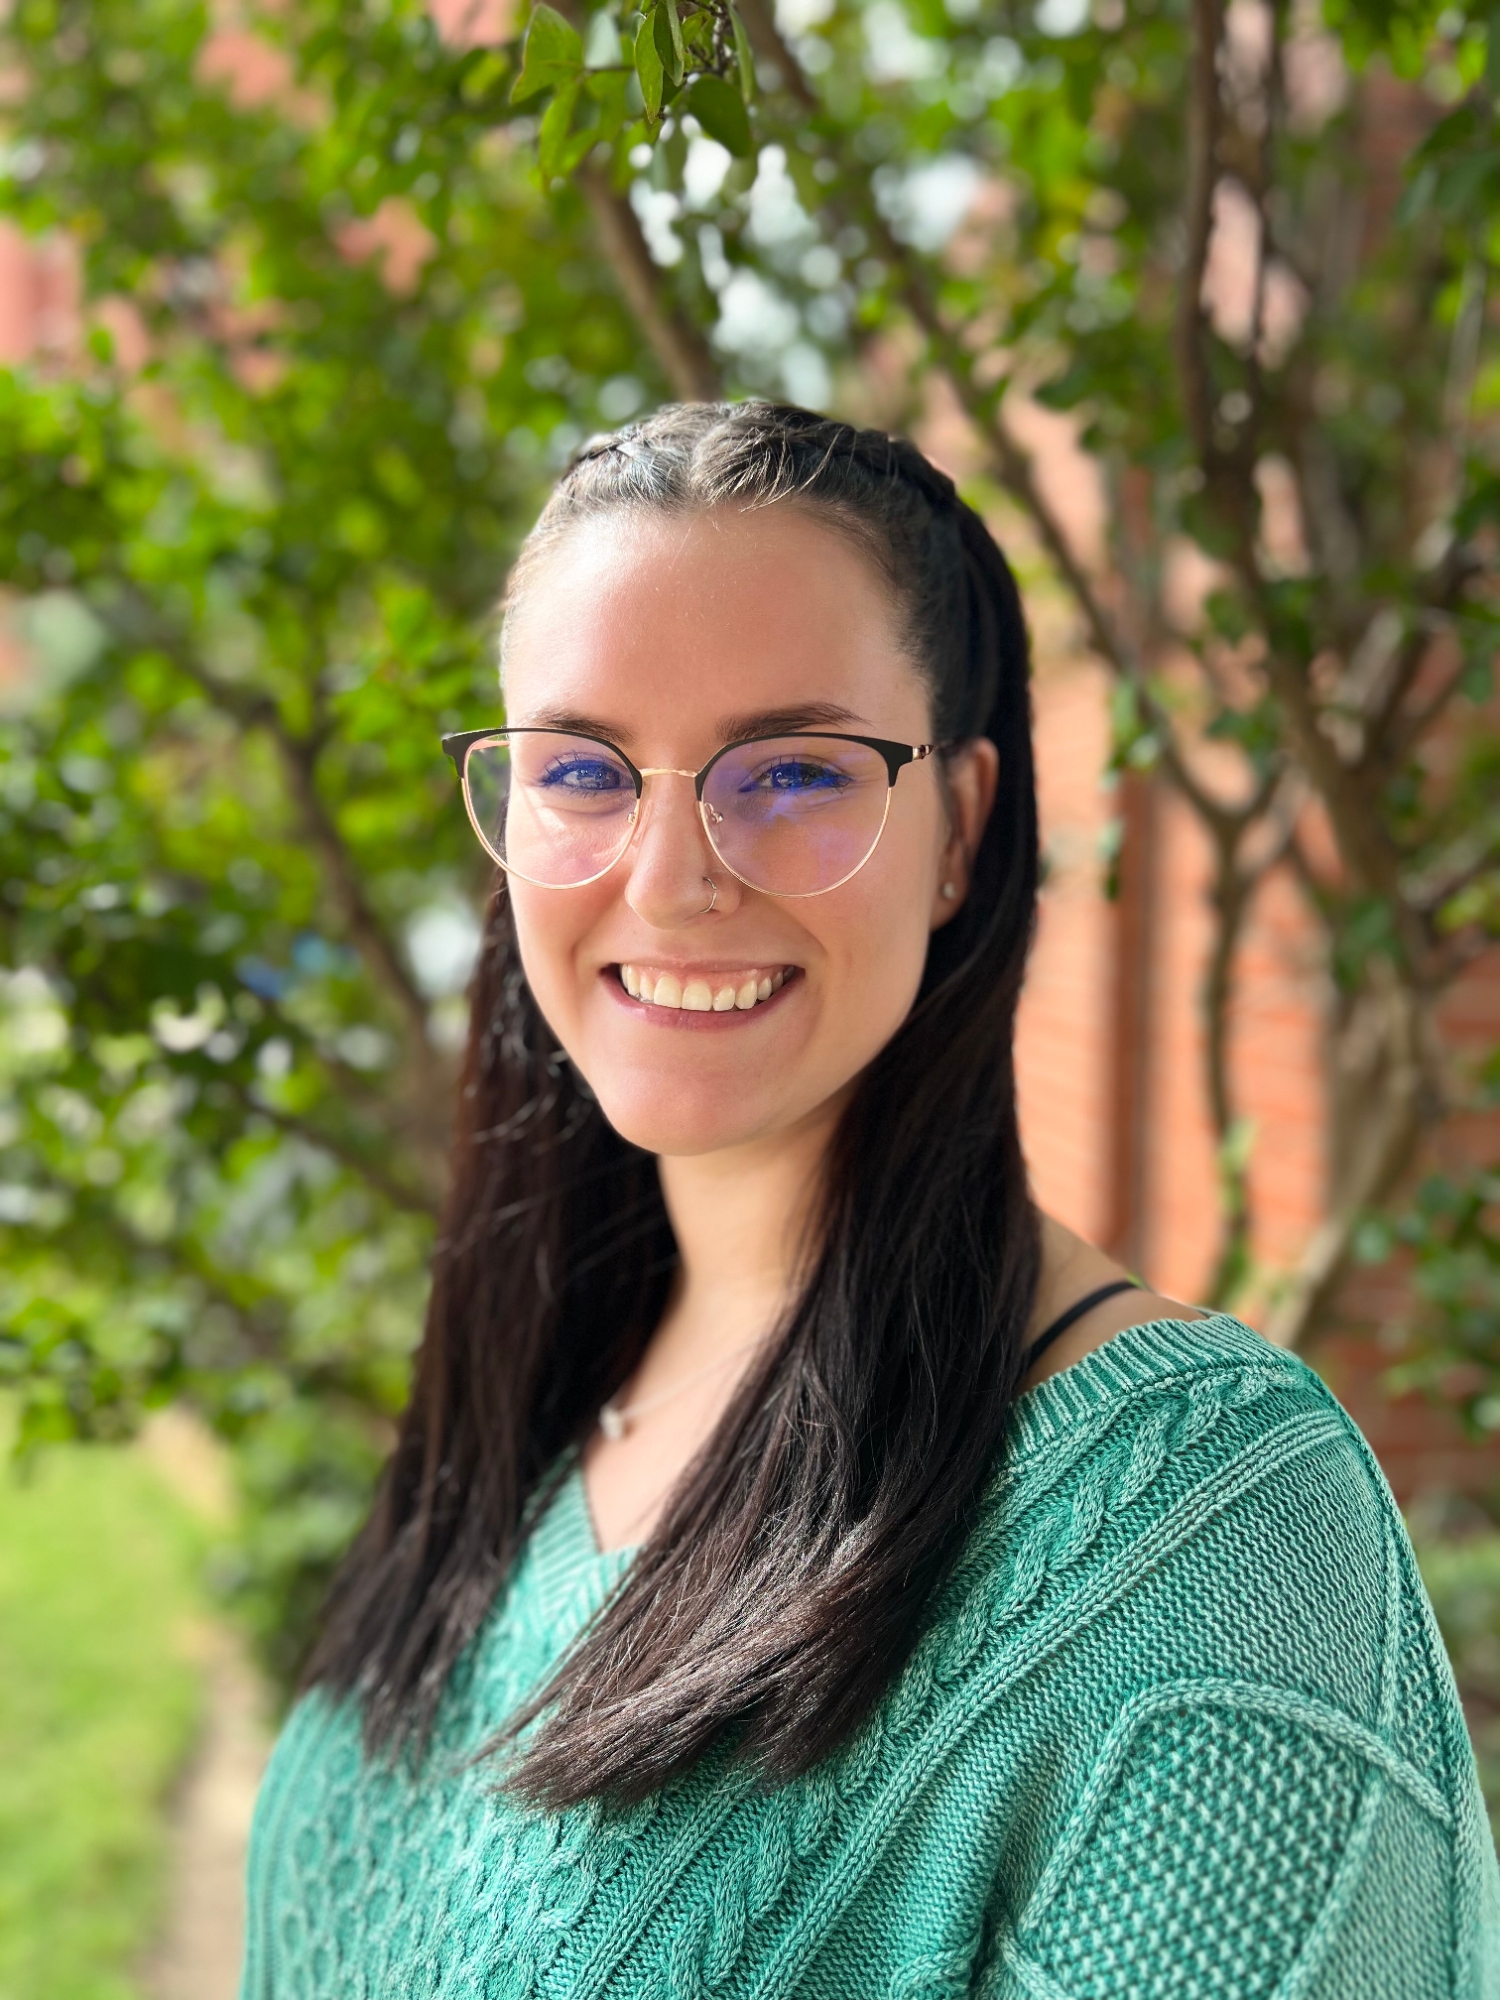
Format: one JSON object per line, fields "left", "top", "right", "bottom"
{"left": 241, "top": 403, "right": 1495, "bottom": 1998}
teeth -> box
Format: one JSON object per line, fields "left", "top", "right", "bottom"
{"left": 619, "top": 965, "right": 794, "bottom": 1013}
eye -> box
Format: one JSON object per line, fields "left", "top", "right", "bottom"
{"left": 538, "top": 754, "right": 630, "bottom": 793}
{"left": 745, "top": 758, "right": 850, "bottom": 795}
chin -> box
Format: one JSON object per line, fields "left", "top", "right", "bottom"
{"left": 590, "top": 1083, "right": 785, "bottom": 1158}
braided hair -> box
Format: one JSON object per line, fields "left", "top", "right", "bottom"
{"left": 508, "top": 402, "right": 1011, "bottom": 742}
{"left": 307, "top": 401, "right": 1042, "bottom": 1805}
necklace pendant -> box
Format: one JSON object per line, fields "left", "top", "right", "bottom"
{"left": 598, "top": 1402, "right": 628, "bottom": 1442}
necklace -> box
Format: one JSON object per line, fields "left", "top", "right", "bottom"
{"left": 597, "top": 1335, "right": 767, "bottom": 1441}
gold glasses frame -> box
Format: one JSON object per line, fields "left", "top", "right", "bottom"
{"left": 439, "top": 727, "right": 951, "bottom": 898}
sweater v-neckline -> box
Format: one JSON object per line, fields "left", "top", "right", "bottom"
{"left": 549, "top": 1314, "right": 1256, "bottom": 1578}
{"left": 525, "top": 1456, "right": 637, "bottom": 1636}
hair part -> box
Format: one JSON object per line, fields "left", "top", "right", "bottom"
{"left": 304, "top": 401, "right": 1041, "bottom": 1806}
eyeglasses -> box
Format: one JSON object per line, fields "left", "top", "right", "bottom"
{"left": 440, "top": 728, "right": 948, "bottom": 897}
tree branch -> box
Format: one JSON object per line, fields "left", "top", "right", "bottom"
{"left": 1202, "top": 824, "right": 1255, "bottom": 1305}
{"left": 910, "top": 279, "right": 1263, "bottom": 839}
{"left": 1145, "top": 1, "right": 1414, "bottom": 937}
{"left": 1401, "top": 821, "right": 1500, "bottom": 919}
{"left": 1368, "top": 552, "right": 1480, "bottom": 763}
{"left": 732, "top": 0, "right": 821, "bottom": 111}
{"left": 734, "top": 0, "right": 1263, "bottom": 846}
{"left": 1200, "top": 770, "right": 1303, "bottom": 1304}
{"left": 1176, "top": 0, "right": 1223, "bottom": 466}
{"left": 1265, "top": 973, "right": 1425, "bottom": 1347}
{"left": 576, "top": 160, "right": 723, "bottom": 402}
{"left": 545, "top": 0, "right": 721, "bottom": 404}
{"left": 242, "top": 1091, "right": 441, "bottom": 1219}
{"left": 1239, "top": 0, "right": 1284, "bottom": 447}
{"left": 1222, "top": 511, "right": 1412, "bottom": 916}
{"left": 109, "top": 591, "right": 447, "bottom": 1100}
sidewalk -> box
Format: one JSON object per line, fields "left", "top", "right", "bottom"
{"left": 136, "top": 1415, "right": 270, "bottom": 2000}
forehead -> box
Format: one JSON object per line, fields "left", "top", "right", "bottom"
{"left": 500, "top": 504, "right": 930, "bottom": 745}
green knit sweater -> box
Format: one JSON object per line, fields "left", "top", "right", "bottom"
{"left": 240, "top": 1315, "right": 1499, "bottom": 1998}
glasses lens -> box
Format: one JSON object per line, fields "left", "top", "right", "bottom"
{"left": 701, "top": 736, "right": 891, "bottom": 895}
{"left": 463, "top": 731, "right": 637, "bottom": 886}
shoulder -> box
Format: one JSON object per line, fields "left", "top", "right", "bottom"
{"left": 1008, "top": 1307, "right": 1365, "bottom": 1497}
{"left": 995, "top": 1310, "right": 1369, "bottom": 1553}
{"left": 916, "top": 1318, "right": 1495, "bottom": 1995}
{"left": 938, "top": 1315, "right": 1422, "bottom": 1724}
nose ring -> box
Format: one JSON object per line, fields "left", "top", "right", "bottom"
{"left": 701, "top": 876, "right": 718, "bottom": 915}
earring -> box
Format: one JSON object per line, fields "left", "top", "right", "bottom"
{"left": 941, "top": 881, "right": 957, "bottom": 900}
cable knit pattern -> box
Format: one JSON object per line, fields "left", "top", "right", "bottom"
{"left": 240, "top": 1316, "right": 1500, "bottom": 1999}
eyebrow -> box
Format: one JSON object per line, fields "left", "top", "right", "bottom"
{"left": 513, "top": 700, "right": 871, "bottom": 748}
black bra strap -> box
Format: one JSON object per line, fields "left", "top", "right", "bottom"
{"left": 1022, "top": 1278, "right": 1142, "bottom": 1374}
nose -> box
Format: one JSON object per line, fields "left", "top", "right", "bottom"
{"left": 622, "top": 774, "right": 743, "bottom": 928}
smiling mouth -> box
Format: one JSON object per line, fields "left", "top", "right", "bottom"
{"left": 616, "top": 964, "right": 798, "bottom": 1012}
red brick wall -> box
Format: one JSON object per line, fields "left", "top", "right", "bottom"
{"left": 1015, "top": 656, "right": 1117, "bottom": 1249}
{"left": 1017, "top": 656, "right": 1333, "bottom": 1303}
{"left": 1018, "top": 649, "right": 1500, "bottom": 1507}
{"left": 0, "top": 221, "right": 77, "bottom": 365}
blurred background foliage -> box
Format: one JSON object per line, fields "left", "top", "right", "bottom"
{"left": 0, "top": 0, "right": 1496, "bottom": 1835}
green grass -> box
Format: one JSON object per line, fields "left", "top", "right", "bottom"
{"left": 0, "top": 1408, "right": 206, "bottom": 2000}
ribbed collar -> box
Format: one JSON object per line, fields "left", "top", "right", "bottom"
{"left": 527, "top": 1457, "right": 636, "bottom": 1627}
{"left": 1004, "top": 1310, "right": 1300, "bottom": 1461}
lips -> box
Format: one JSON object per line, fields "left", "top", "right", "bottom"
{"left": 616, "top": 964, "right": 797, "bottom": 1012}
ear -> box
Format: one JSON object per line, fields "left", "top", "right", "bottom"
{"left": 930, "top": 737, "right": 1000, "bottom": 929}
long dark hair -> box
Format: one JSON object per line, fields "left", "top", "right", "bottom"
{"left": 304, "top": 402, "right": 1042, "bottom": 1806}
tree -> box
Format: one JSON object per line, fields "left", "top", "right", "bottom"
{"left": 506, "top": 0, "right": 1500, "bottom": 1342}
{"left": 0, "top": 0, "right": 1495, "bottom": 1677}
{"left": 0, "top": 0, "right": 648, "bottom": 1672}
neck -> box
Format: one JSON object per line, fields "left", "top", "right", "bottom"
{"left": 653, "top": 1097, "right": 843, "bottom": 1369}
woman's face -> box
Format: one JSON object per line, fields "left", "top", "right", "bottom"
{"left": 500, "top": 504, "right": 996, "bottom": 1160}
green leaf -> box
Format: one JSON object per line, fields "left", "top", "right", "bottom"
{"left": 681, "top": 8, "right": 713, "bottom": 55}
{"left": 730, "top": 5, "right": 756, "bottom": 100}
{"left": 581, "top": 69, "right": 631, "bottom": 150}
{"left": 459, "top": 49, "right": 511, "bottom": 106}
{"left": 1460, "top": 651, "right": 1495, "bottom": 704}
{"left": 538, "top": 76, "right": 583, "bottom": 177}
{"left": 635, "top": 10, "right": 664, "bottom": 121}
{"left": 511, "top": 2, "right": 584, "bottom": 106}
{"left": 686, "top": 73, "right": 752, "bottom": 156}
{"left": 1204, "top": 588, "right": 1251, "bottom": 644}
{"left": 655, "top": 0, "right": 686, "bottom": 87}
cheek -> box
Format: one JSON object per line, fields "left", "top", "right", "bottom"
{"left": 507, "top": 883, "right": 604, "bottom": 1035}
{"left": 501, "top": 779, "right": 944, "bottom": 1148}
{"left": 814, "top": 791, "right": 941, "bottom": 1040}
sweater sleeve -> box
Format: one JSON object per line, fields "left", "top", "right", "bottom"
{"left": 984, "top": 1680, "right": 1493, "bottom": 2000}
{"left": 976, "top": 1438, "right": 1500, "bottom": 1999}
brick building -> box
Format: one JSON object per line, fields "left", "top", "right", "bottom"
{"left": 1016, "top": 635, "right": 1500, "bottom": 1505}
